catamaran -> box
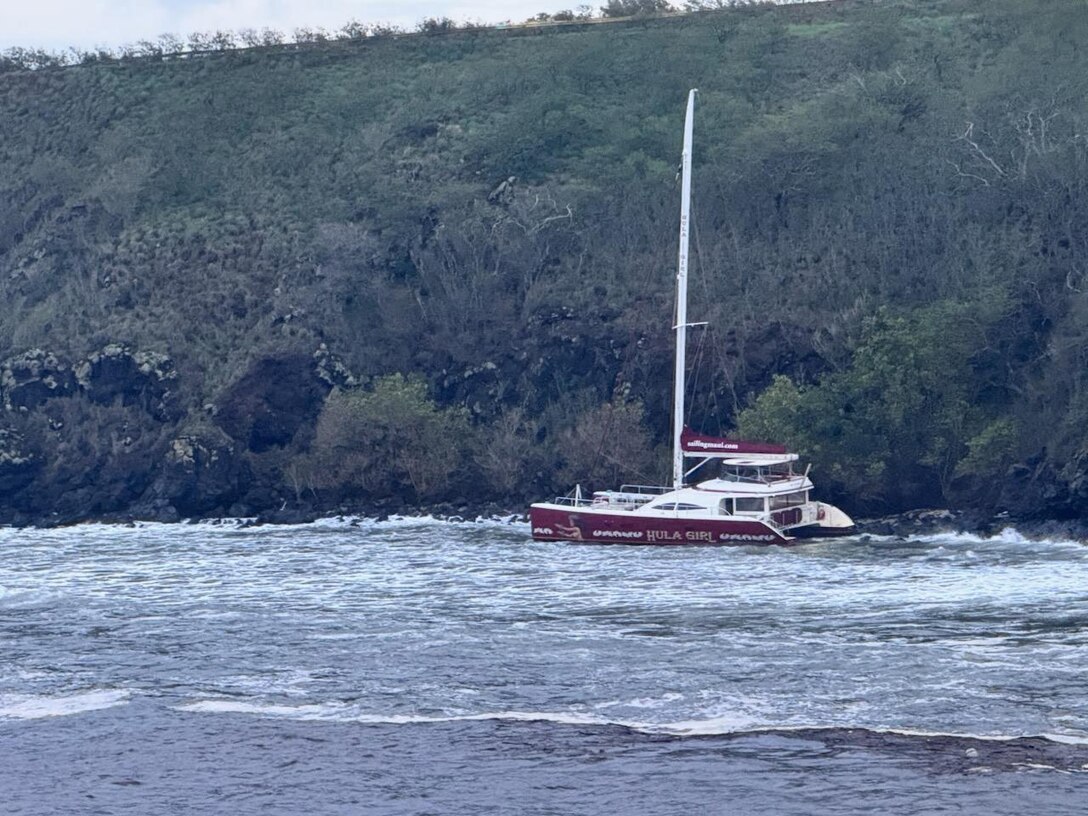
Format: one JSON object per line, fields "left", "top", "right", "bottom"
{"left": 529, "top": 90, "right": 855, "bottom": 545}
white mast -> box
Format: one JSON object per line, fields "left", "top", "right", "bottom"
{"left": 672, "top": 89, "right": 697, "bottom": 490}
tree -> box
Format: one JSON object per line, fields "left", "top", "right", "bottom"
{"left": 557, "top": 398, "right": 660, "bottom": 490}
{"left": 418, "top": 17, "right": 459, "bottom": 34}
{"left": 209, "top": 31, "right": 238, "bottom": 50}
{"left": 474, "top": 408, "right": 548, "bottom": 497}
{"left": 339, "top": 20, "right": 368, "bottom": 40}
{"left": 259, "top": 28, "right": 285, "bottom": 46}
{"left": 736, "top": 299, "right": 1016, "bottom": 511}
{"left": 600, "top": 1, "right": 674, "bottom": 19}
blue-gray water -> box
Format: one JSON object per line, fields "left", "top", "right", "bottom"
{"left": 2, "top": 519, "right": 1087, "bottom": 814}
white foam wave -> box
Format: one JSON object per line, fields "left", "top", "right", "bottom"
{"left": 177, "top": 700, "right": 613, "bottom": 727}
{"left": 0, "top": 689, "right": 132, "bottom": 720}
{"left": 858, "top": 526, "right": 1088, "bottom": 550}
{"left": 174, "top": 699, "right": 1088, "bottom": 747}
{"left": 597, "top": 692, "right": 685, "bottom": 711}
{"left": 919, "top": 527, "right": 1085, "bottom": 548}
{"left": 0, "top": 513, "right": 529, "bottom": 540}
{"left": 173, "top": 513, "right": 528, "bottom": 533}
{"left": 178, "top": 699, "right": 348, "bottom": 718}
{"left": 305, "top": 514, "right": 528, "bottom": 531}
{"left": 9, "top": 514, "right": 1084, "bottom": 547}
{"left": 0, "top": 590, "right": 66, "bottom": 610}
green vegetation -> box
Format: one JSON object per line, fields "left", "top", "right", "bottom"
{"left": 306, "top": 375, "right": 473, "bottom": 501}
{"left": 736, "top": 297, "right": 1018, "bottom": 510}
{"left": 2, "top": 0, "right": 1088, "bottom": 521}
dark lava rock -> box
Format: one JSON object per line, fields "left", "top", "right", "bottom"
{"left": 1003, "top": 516, "right": 1088, "bottom": 542}
{"left": 76, "top": 344, "right": 180, "bottom": 421}
{"left": 852, "top": 509, "right": 1005, "bottom": 539}
{"left": 119, "top": 499, "right": 181, "bottom": 524}
{"left": 0, "top": 349, "right": 77, "bottom": 411}
{"left": 0, "top": 427, "right": 39, "bottom": 494}
{"left": 254, "top": 506, "right": 321, "bottom": 525}
{"left": 857, "top": 509, "right": 972, "bottom": 538}
{"left": 143, "top": 431, "right": 249, "bottom": 517}
{"left": 438, "top": 360, "right": 522, "bottom": 420}
{"left": 857, "top": 508, "right": 1088, "bottom": 542}
{"left": 215, "top": 353, "right": 330, "bottom": 453}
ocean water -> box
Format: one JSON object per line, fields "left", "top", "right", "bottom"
{"left": 1, "top": 518, "right": 1087, "bottom": 814}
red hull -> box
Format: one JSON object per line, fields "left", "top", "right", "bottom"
{"left": 529, "top": 505, "right": 790, "bottom": 546}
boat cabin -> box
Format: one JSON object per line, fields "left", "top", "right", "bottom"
{"left": 715, "top": 490, "right": 810, "bottom": 515}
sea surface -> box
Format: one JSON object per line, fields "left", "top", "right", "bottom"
{"left": 1, "top": 518, "right": 1087, "bottom": 815}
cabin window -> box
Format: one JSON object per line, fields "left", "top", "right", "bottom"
{"left": 719, "top": 463, "right": 796, "bottom": 483}
{"left": 734, "top": 497, "right": 765, "bottom": 513}
{"left": 719, "top": 498, "right": 734, "bottom": 515}
{"left": 720, "top": 466, "right": 764, "bottom": 484}
{"left": 769, "top": 491, "right": 809, "bottom": 510}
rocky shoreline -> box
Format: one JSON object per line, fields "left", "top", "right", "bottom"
{"left": 857, "top": 509, "right": 1088, "bottom": 543}
{"left": 4, "top": 343, "right": 1087, "bottom": 539}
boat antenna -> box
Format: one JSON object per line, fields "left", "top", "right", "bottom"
{"left": 672, "top": 88, "right": 698, "bottom": 490}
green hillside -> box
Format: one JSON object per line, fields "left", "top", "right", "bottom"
{"left": 1, "top": 0, "right": 1087, "bottom": 523}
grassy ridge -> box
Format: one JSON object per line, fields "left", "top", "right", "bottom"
{"left": 1, "top": 0, "right": 1087, "bottom": 520}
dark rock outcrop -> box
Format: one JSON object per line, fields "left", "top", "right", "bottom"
{"left": 1, "top": 349, "right": 76, "bottom": 411}
{"left": 994, "top": 450, "right": 1088, "bottom": 521}
{"left": 139, "top": 430, "right": 249, "bottom": 518}
{"left": 0, "top": 427, "right": 39, "bottom": 495}
{"left": 214, "top": 354, "right": 331, "bottom": 452}
{"left": 313, "top": 343, "right": 357, "bottom": 390}
{"left": 76, "top": 344, "right": 180, "bottom": 421}
{"left": 439, "top": 360, "right": 519, "bottom": 420}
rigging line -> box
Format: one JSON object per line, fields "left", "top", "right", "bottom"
{"left": 706, "top": 339, "right": 727, "bottom": 436}
{"left": 686, "top": 196, "right": 715, "bottom": 430}
{"left": 712, "top": 396, "right": 725, "bottom": 437}
{"left": 705, "top": 330, "right": 731, "bottom": 441}
{"left": 691, "top": 197, "right": 731, "bottom": 431}
{"left": 707, "top": 336, "right": 740, "bottom": 419}
{"left": 691, "top": 199, "right": 714, "bottom": 314}
{"left": 687, "top": 321, "right": 708, "bottom": 418}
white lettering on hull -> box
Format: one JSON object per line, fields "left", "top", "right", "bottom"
{"left": 645, "top": 530, "right": 778, "bottom": 543}
{"left": 533, "top": 519, "right": 780, "bottom": 544}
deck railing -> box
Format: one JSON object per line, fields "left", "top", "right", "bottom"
{"left": 617, "top": 484, "right": 672, "bottom": 496}
{"left": 548, "top": 494, "right": 595, "bottom": 508}
{"left": 550, "top": 484, "right": 670, "bottom": 509}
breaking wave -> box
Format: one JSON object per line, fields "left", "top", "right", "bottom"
{"left": 174, "top": 699, "right": 1088, "bottom": 748}
{"left": 0, "top": 689, "right": 132, "bottom": 720}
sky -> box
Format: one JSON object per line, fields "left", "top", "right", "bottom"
{"left": 0, "top": 0, "right": 593, "bottom": 51}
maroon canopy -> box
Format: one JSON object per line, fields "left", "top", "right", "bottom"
{"left": 680, "top": 427, "right": 788, "bottom": 455}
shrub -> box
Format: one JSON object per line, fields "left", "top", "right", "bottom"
{"left": 474, "top": 407, "right": 550, "bottom": 498}
{"left": 306, "top": 374, "right": 472, "bottom": 500}
{"left": 556, "top": 398, "right": 659, "bottom": 490}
